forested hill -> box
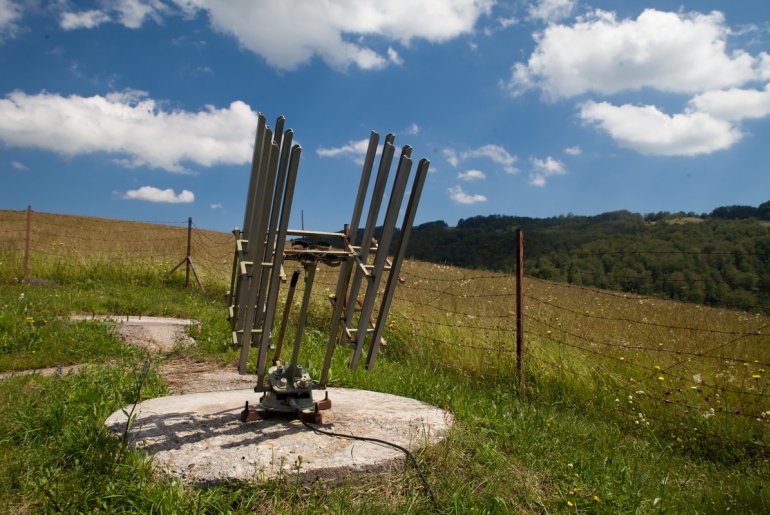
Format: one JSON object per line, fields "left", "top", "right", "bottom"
{"left": 405, "top": 202, "right": 770, "bottom": 313}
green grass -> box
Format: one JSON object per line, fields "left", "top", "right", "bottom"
{"left": 0, "top": 212, "right": 768, "bottom": 512}
{"left": 294, "top": 326, "right": 770, "bottom": 513}
{"left": 4, "top": 308, "right": 766, "bottom": 513}
{"left": 0, "top": 361, "right": 167, "bottom": 512}
{"left": 0, "top": 262, "right": 230, "bottom": 371}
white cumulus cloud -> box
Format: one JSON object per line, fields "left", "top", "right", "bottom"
{"left": 461, "top": 144, "right": 518, "bottom": 173}
{"left": 498, "top": 16, "right": 518, "bottom": 29}
{"left": 528, "top": 0, "right": 575, "bottom": 23}
{"left": 0, "top": 90, "right": 259, "bottom": 172}
{"left": 116, "top": 0, "right": 168, "bottom": 29}
{"left": 387, "top": 47, "right": 403, "bottom": 66}
{"left": 60, "top": 9, "right": 111, "bottom": 30}
{"left": 448, "top": 185, "right": 487, "bottom": 204}
{"left": 316, "top": 138, "right": 371, "bottom": 159}
{"left": 458, "top": 169, "right": 486, "bottom": 181}
{"left": 210, "top": 203, "right": 223, "bottom": 209}
{"left": 59, "top": 0, "right": 167, "bottom": 31}
{"left": 508, "top": 8, "right": 770, "bottom": 99}
{"left": 564, "top": 145, "right": 582, "bottom": 156}
{"left": 318, "top": 131, "right": 429, "bottom": 163}
{"left": 443, "top": 148, "right": 459, "bottom": 167}
{"left": 0, "top": 0, "right": 23, "bottom": 40}
{"left": 529, "top": 156, "right": 566, "bottom": 186}
{"left": 171, "top": 0, "right": 493, "bottom": 70}
{"left": 10, "top": 159, "right": 28, "bottom": 171}
{"left": 122, "top": 186, "right": 194, "bottom": 203}
{"left": 689, "top": 84, "right": 770, "bottom": 121}
{"left": 579, "top": 101, "right": 742, "bottom": 156}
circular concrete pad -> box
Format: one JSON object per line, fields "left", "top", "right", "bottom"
{"left": 105, "top": 388, "right": 453, "bottom": 484}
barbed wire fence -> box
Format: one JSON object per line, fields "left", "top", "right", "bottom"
{"left": 0, "top": 206, "right": 233, "bottom": 287}
{"left": 1, "top": 207, "right": 768, "bottom": 451}
{"left": 390, "top": 255, "right": 768, "bottom": 452}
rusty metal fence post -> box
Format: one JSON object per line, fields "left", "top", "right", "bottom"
{"left": 515, "top": 228, "right": 525, "bottom": 395}
{"left": 165, "top": 216, "right": 204, "bottom": 291}
{"left": 23, "top": 205, "right": 32, "bottom": 284}
{"left": 184, "top": 216, "right": 192, "bottom": 288}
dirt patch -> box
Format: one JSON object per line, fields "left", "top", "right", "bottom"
{"left": 73, "top": 315, "right": 252, "bottom": 393}
{"left": 70, "top": 315, "right": 198, "bottom": 352}
{"left": 160, "top": 358, "right": 257, "bottom": 394}
{"left": 69, "top": 314, "right": 254, "bottom": 393}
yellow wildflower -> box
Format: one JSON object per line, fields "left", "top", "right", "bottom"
{"left": 658, "top": 376, "right": 665, "bottom": 381}
{"left": 654, "top": 365, "right": 661, "bottom": 370}
{"left": 567, "top": 500, "right": 574, "bottom": 507}
{"left": 594, "top": 495, "right": 601, "bottom": 502}
{"left": 752, "top": 374, "right": 761, "bottom": 379}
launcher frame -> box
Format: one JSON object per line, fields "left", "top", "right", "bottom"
{"left": 227, "top": 114, "right": 429, "bottom": 421}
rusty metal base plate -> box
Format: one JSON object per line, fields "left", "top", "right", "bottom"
{"left": 239, "top": 391, "right": 332, "bottom": 424}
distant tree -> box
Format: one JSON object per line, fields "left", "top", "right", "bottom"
{"left": 711, "top": 205, "right": 760, "bottom": 220}
{"left": 404, "top": 210, "right": 770, "bottom": 314}
{"left": 759, "top": 200, "right": 770, "bottom": 220}
{"left": 415, "top": 220, "right": 448, "bottom": 230}
{"left": 644, "top": 211, "right": 671, "bottom": 222}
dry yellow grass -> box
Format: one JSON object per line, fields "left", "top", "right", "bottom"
{"left": 0, "top": 209, "right": 232, "bottom": 284}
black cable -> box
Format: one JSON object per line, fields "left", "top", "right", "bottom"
{"left": 295, "top": 409, "right": 439, "bottom": 510}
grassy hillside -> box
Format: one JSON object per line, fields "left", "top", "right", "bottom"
{"left": 0, "top": 209, "right": 232, "bottom": 286}
{"left": 0, "top": 210, "right": 768, "bottom": 512}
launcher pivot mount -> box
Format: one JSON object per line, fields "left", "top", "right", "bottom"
{"left": 227, "top": 114, "right": 429, "bottom": 421}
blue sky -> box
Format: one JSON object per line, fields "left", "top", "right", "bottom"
{"left": 1, "top": 0, "right": 770, "bottom": 232}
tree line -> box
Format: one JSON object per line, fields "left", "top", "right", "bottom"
{"left": 403, "top": 201, "right": 770, "bottom": 313}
